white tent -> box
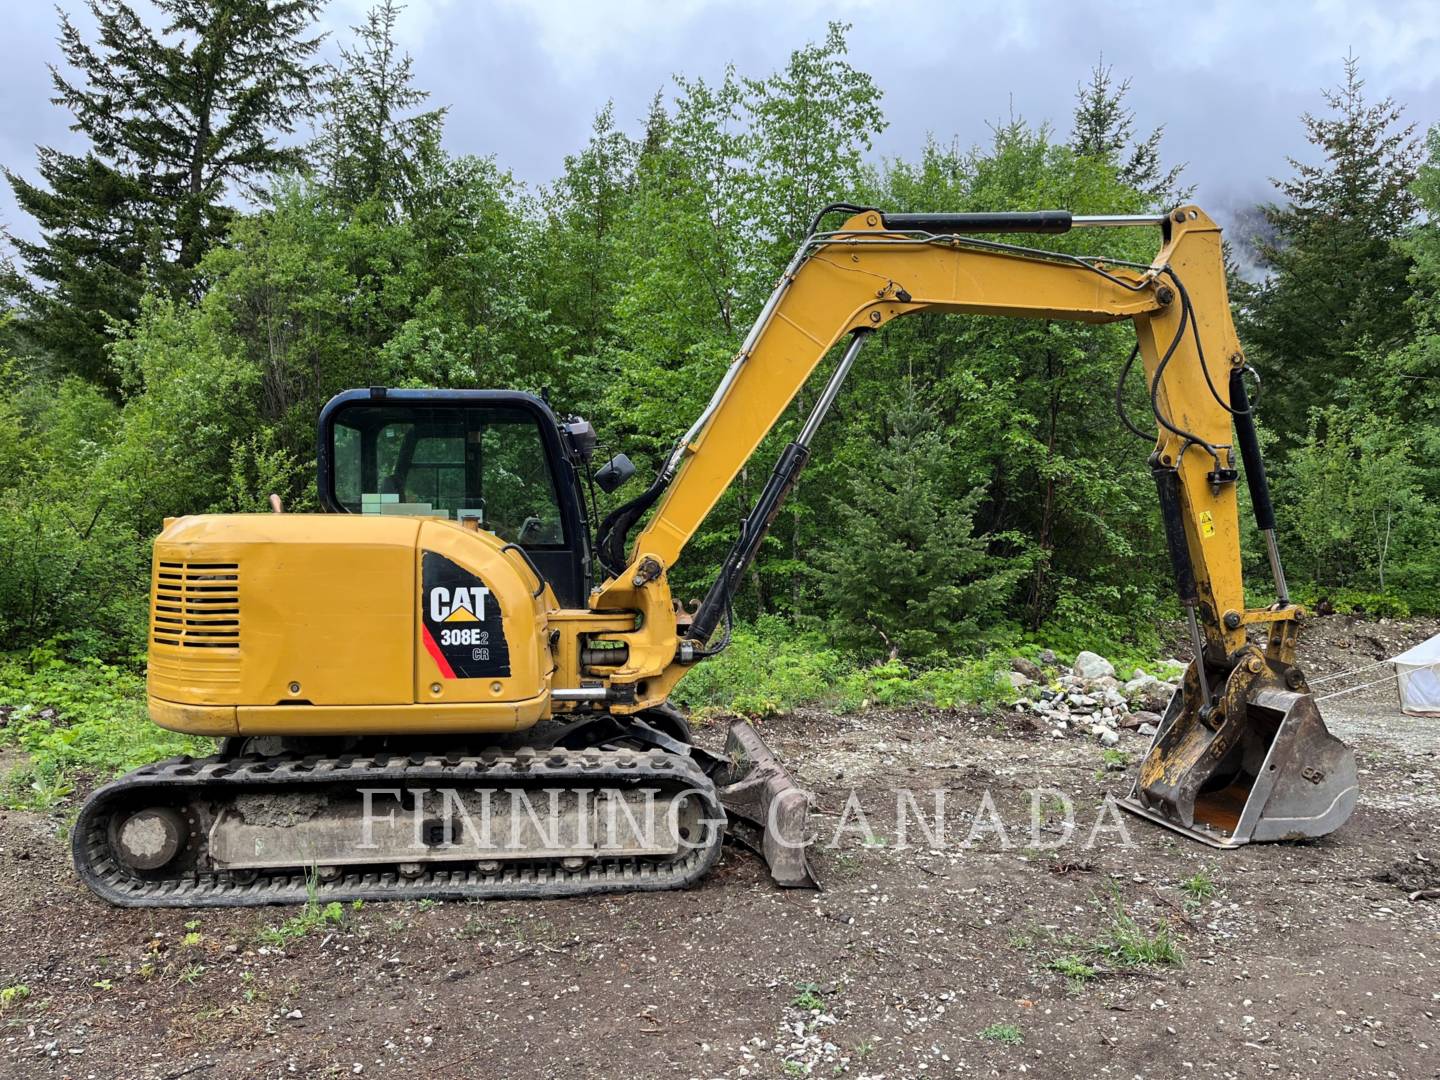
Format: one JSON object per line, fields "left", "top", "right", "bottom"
{"left": 1391, "top": 634, "right": 1440, "bottom": 717}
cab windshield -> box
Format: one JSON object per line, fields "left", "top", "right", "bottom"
{"left": 331, "top": 404, "right": 565, "bottom": 547}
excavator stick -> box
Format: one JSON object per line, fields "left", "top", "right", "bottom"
{"left": 1120, "top": 660, "right": 1358, "bottom": 847}
{"left": 1120, "top": 359, "right": 1356, "bottom": 848}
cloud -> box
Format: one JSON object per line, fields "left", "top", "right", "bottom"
{"left": 3, "top": 0, "right": 1438, "bottom": 251}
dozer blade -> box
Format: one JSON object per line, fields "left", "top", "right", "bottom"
{"left": 1120, "top": 676, "right": 1357, "bottom": 848}
{"left": 711, "top": 720, "right": 818, "bottom": 888}
{"left": 549, "top": 712, "right": 818, "bottom": 888}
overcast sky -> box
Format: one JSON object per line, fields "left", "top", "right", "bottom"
{"left": 3, "top": 0, "right": 1439, "bottom": 250}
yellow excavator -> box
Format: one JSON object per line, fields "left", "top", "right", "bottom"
{"left": 73, "top": 204, "right": 1357, "bottom": 906}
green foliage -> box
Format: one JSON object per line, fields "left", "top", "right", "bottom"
{"left": 1093, "top": 901, "right": 1183, "bottom": 968}
{"left": 1099, "top": 748, "right": 1129, "bottom": 771}
{"left": 1236, "top": 54, "right": 1422, "bottom": 446}
{"left": 978, "top": 1022, "right": 1023, "bottom": 1044}
{"left": 0, "top": 494, "right": 147, "bottom": 654}
{"left": 313, "top": 0, "right": 446, "bottom": 217}
{"left": 1070, "top": 61, "right": 1186, "bottom": 202}
{"left": 1277, "top": 406, "right": 1438, "bottom": 596}
{"left": 790, "top": 982, "right": 827, "bottom": 1011}
{"left": 4, "top": 0, "right": 325, "bottom": 381}
{"left": 1179, "top": 873, "right": 1215, "bottom": 901}
{"left": 672, "top": 618, "right": 852, "bottom": 718}
{"left": 672, "top": 617, "right": 1015, "bottom": 717}
{"left": 0, "top": 984, "right": 31, "bottom": 1011}
{"left": 259, "top": 876, "right": 348, "bottom": 946}
{"left": 0, "top": 650, "right": 211, "bottom": 808}
{"left": 0, "top": 17, "right": 1435, "bottom": 748}
{"left": 1047, "top": 954, "right": 1098, "bottom": 985}
{"left": 810, "top": 384, "right": 1030, "bottom": 658}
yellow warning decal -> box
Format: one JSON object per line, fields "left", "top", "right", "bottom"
{"left": 1199, "top": 510, "right": 1215, "bottom": 538}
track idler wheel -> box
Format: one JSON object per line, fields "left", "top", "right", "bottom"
{"left": 112, "top": 807, "right": 189, "bottom": 871}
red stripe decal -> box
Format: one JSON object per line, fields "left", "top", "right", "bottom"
{"left": 422, "top": 625, "right": 455, "bottom": 679}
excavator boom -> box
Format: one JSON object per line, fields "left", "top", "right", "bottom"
{"left": 594, "top": 203, "right": 1356, "bottom": 849}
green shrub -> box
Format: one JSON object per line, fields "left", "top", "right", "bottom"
{"left": 0, "top": 650, "right": 211, "bottom": 807}
{"left": 674, "top": 617, "right": 1020, "bottom": 717}
{"left": 673, "top": 617, "right": 852, "bottom": 718}
{"left": 0, "top": 495, "right": 148, "bottom": 658}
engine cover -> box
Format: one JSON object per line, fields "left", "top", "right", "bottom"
{"left": 147, "top": 515, "right": 552, "bottom": 735}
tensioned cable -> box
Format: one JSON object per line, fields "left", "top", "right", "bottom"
{"left": 1316, "top": 673, "right": 1397, "bottom": 702}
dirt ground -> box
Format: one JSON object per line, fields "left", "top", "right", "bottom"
{"left": 1, "top": 614, "right": 1437, "bottom": 1080}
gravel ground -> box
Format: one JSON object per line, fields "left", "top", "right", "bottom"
{"left": 0, "top": 614, "right": 1437, "bottom": 1080}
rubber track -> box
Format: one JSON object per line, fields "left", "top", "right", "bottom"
{"left": 72, "top": 746, "right": 724, "bottom": 908}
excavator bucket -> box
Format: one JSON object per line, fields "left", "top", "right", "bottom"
{"left": 1120, "top": 666, "right": 1358, "bottom": 848}
{"left": 711, "top": 721, "right": 818, "bottom": 888}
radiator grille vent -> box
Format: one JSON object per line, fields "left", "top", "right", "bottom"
{"left": 152, "top": 562, "right": 240, "bottom": 649}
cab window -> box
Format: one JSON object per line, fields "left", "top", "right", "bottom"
{"left": 330, "top": 404, "right": 565, "bottom": 547}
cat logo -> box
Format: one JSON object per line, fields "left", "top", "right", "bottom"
{"left": 429, "top": 585, "right": 490, "bottom": 623}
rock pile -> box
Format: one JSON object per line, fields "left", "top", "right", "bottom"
{"left": 1007, "top": 650, "right": 1184, "bottom": 744}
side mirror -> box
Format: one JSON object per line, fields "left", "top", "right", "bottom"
{"left": 594, "top": 453, "right": 636, "bottom": 494}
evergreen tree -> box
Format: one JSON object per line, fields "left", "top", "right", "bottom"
{"left": 2, "top": 152, "right": 153, "bottom": 384}
{"left": 1236, "top": 53, "right": 1421, "bottom": 444}
{"left": 313, "top": 0, "right": 446, "bottom": 217}
{"left": 810, "top": 385, "right": 1026, "bottom": 658}
{"left": 1070, "top": 60, "right": 1186, "bottom": 203}
{"left": 4, "top": 0, "right": 323, "bottom": 384}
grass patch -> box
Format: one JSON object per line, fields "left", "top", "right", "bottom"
{"left": 0, "top": 650, "right": 212, "bottom": 809}
{"left": 790, "top": 982, "right": 827, "bottom": 1011}
{"left": 1099, "top": 748, "right": 1129, "bottom": 771}
{"left": 258, "top": 877, "right": 347, "bottom": 947}
{"left": 1093, "top": 902, "right": 1183, "bottom": 968}
{"left": 1047, "top": 954, "right": 1098, "bottom": 985}
{"left": 0, "top": 984, "right": 30, "bottom": 1011}
{"left": 1179, "top": 872, "right": 1215, "bottom": 901}
{"left": 978, "top": 1022, "right": 1023, "bottom": 1044}
{"left": 674, "top": 617, "right": 1018, "bottom": 718}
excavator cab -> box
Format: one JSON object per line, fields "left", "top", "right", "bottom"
{"left": 317, "top": 388, "right": 601, "bottom": 607}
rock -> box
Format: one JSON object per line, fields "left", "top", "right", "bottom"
{"left": 1102, "top": 688, "right": 1126, "bottom": 708}
{"left": 1008, "top": 671, "right": 1033, "bottom": 691}
{"left": 1137, "top": 722, "right": 1158, "bottom": 737}
{"left": 1011, "top": 657, "right": 1044, "bottom": 682}
{"left": 1073, "top": 651, "right": 1115, "bottom": 680}
{"left": 1117, "top": 712, "right": 1143, "bottom": 730}
{"left": 1039, "top": 649, "right": 1058, "bottom": 665}
{"left": 1099, "top": 729, "right": 1121, "bottom": 747}
{"left": 1090, "top": 675, "right": 1121, "bottom": 693}
{"left": 1139, "top": 684, "right": 1176, "bottom": 713}
{"left": 1124, "top": 673, "right": 1158, "bottom": 696}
